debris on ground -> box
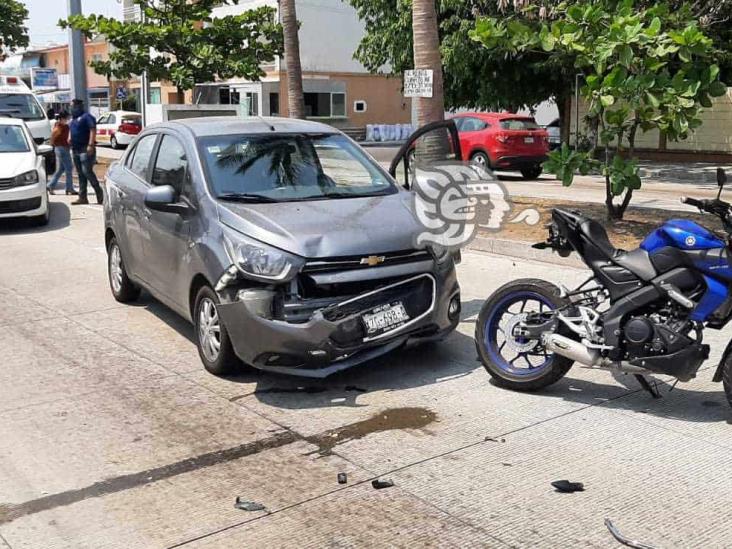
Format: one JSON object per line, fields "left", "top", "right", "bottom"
{"left": 551, "top": 480, "right": 585, "bottom": 493}
{"left": 372, "top": 479, "right": 394, "bottom": 489}
{"left": 485, "top": 436, "right": 506, "bottom": 443}
{"left": 605, "top": 519, "right": 657, "bottom": 549}
{"left": 337, "top": 473, "right": 348, "bottom": 484}
{"left": 234, "top": 497, "right": 266, "bottom": 512}
{"left": 344, "top": 386, "right": 368, "bottom": 393}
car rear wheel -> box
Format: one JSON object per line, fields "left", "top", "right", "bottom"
{"left": 107, "top": 237, "right": 141, "bottom": 303}
{"left": 470, "top": 151, "right": 490, "bottom": 168}
{"left": 110, "top": 135, "right": 120, "bottom": 149}
{"left": 520, "top": 165, "right": 543, "bottom": 180}
{"left": 194, "top": 285, "right": 241, "bottom": 376}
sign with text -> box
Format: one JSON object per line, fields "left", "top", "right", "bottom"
{"left": 404, "top": 69, "right": 434, "bottom": 98}
{"left": 31, "top": 68, "right": 58, "bottom": 91}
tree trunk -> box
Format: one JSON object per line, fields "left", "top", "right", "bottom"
{"left": 412, "top": 0, "right": 444, "bottom": 127}
{"left": 559, "top": 94, "right": 572, "bottom": 146}
{"left": 280, "top": 0, "right": 305, "bottom": 119}
{"left": 412, "top": 0, "right": 448, "bottom": 164}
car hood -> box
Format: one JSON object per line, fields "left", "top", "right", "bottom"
{"left": 0, "top": 152, "right": 35, "bottom": 179}
{"left": 217, "top": 191, "right": 425, "bottom": 258}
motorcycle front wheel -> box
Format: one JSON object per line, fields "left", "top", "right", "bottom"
{"left": 475, "top": 279, "right": 574, "bottom": 391}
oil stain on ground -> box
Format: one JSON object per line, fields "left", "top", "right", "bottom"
{"left": 306, "top": 407, "right": 437, "bottom": 455}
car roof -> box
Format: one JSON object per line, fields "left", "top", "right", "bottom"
{"left": 162, "top": 116, "right": 340, "bottom": 137}
{"left": 0, "top": 116, "right": 26, "bottom": 126}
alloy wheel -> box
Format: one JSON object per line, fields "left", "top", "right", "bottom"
{"left": 109, "top": 244, "right": 123, "bottom": 294}
{"left": 198, "top": 298, "right": 222, "bottom": 362}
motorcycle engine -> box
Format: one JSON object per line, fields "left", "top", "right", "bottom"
{"left": 622, "top": 315, "right": 692, "bottom": 360}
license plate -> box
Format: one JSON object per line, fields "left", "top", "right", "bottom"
{"left": 524, "top": 137, "right": 535, "bottom": 144}
{"left": 362, "top": 302, "right": 410, "bottom": 336}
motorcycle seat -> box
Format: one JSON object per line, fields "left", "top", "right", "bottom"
{"left": 578, "top": 218, "right": 657, "bottom": 281}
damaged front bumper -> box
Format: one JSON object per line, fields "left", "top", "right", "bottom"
{"left": 217, "top": 263, "right": 460, "bottom": 378}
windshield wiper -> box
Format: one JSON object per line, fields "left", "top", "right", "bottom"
{"left": 217, "top": 193, "right": 280, "bottom": 203}
{"left": 319, "top": 190, "right": 390, "bottom": 199}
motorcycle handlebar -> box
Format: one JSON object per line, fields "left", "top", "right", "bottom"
{"left": 681, "top": 196, "right": 705, "bottom": 208}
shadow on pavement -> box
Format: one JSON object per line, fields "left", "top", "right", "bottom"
{"left": 0, "top": 201, "right": 70, "bottom": 235}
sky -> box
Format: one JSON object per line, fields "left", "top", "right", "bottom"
{"left": 23, "top": 0, "right": 121, "bottom": 46}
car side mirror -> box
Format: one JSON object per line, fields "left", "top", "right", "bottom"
{"left": 144, "top": 185, "right": 189, "bottom": 215}
{"left": 37, "top": 144, "right": 53, "bottom": 156}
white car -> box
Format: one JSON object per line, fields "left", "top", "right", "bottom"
{"left": 0, "top": 75, "right": 52, "bottom": 144}
{"left": 0, "top": 117, "right": 51, "bottom": 226}
{"left": 96, "top": 110, "right": 142, "bottom": 149}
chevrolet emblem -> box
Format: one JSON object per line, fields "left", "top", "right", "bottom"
{"left": 360, "top": 255, "right": 386, "bottom": 266}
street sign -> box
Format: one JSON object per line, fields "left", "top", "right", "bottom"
{"left": 404, "top": 69, "right": 434, "bottom": 98}
{"left": 31, "top": 68, "right": 59, "bottom": 91}
{"left": 116, "top": 86, "right": 128, "bottom": 101}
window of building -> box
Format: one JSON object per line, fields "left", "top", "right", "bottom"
{"left": 304, "top": 92, "right": 347, "bottom": 118}
{"left": 354, "top": 100, "right": 367, "bottom": 113}
{"left": 269, "top": 93, "right": 280, "bottom": 116}
{"left": 149, "top": 87, "right": 162, "bottom": 105}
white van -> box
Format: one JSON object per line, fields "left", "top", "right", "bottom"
{"left": 0, "top": 75, "right": 52, "bottom": 144}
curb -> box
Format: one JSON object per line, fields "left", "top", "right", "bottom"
{"left": 468, "top": 236, "right": 585, "bottom": 269}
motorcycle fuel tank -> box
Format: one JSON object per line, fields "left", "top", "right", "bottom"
{"left": 641, "top": 219, "right": 725, "bottom": 252}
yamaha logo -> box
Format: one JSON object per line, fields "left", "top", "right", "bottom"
{"left": 685, "top": 235, "right": 697, "bottom": 247}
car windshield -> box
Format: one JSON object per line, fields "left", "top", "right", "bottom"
{"left": 500, "top": 118, "right": 540, "bottom": 130}
{"left": 200, "top": 133, "right": 396, "bottom": 202}
{"left": 0, "top": 93, "right": 45, "bottom": 121}
{"left": 0, "top": 125, "right": 30, "bottom": 153}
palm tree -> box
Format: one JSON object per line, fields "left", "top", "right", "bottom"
{"left": 411, "top": 0, "right": 449, "bottom": 163}
{"left": 280, "top": 0, "right": 306, "bottom": 119}
{"left": 412, "top": 0, "right": 445, "bottom": 127}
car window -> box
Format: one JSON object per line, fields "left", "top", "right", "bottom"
{"left": 127, "top": 134, "right": 157, "bottom": 181}
{"left": 500, "top": 118, "right": 540, "bottom": 130}
{"left": 0, "top": 93, "right": 45, "bottom": 121}
{"left": 453, "top": 118, "right": 465, "bottom": 131}
{"left": 108, "top": 114, "right": 116, "bottom": 125}
{"left": 98, "top": 114, "right": 108, "bottom": 125}
{"left": 152, "top": 135, "right": 188, "bottom": 192}
{"left": 460, "top": 117, "right": 488, "bottom": 132}
{"left": 0, "top": 125, "right": 30, "bottom": 153}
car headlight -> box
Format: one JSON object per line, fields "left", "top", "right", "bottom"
{"left": 221, "top": 228, "right": 304, "bottom": 284}
{"left": 14, "top": 170, "right": 39, "bottom": 187}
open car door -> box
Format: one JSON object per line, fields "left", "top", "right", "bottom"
{"left": 389, "top": 119, "right": 463, "bottom": 189}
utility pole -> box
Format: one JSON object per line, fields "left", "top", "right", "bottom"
{"left": 67, "top": 0, "right": 88, "bottom": 105}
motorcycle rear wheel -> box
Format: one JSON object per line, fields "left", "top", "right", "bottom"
{"left": 720, "top": 355, "right": 732, "bottom": 408}
{"left": 476, "top": 279, "right": 574, "bottom": 391}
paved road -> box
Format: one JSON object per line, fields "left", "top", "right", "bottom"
{"left": 1, "top": 195, "right": 731, "bottom": 548}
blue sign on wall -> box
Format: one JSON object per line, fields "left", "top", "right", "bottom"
{"left": 31, "top": 68, "right": 59, "bottom": 90}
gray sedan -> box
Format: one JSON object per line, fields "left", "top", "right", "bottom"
{"left": 104, "top": 117, "right": 461, "bottom": 377}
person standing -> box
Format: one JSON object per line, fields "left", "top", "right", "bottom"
{"left": 46, "top": 111, "right": 77, "bottom": 195}
{"left": 69, "top": 99, "right": 104, "bottom": 205}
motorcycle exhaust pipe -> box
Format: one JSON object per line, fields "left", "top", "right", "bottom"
{"left": 543, "top": 334, "right": 600, "bottom": 367}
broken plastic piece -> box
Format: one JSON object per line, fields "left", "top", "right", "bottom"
{"left": 551, "top": 480, "right": 585, "bottom": 493}
{"left": 234, "top": 497, "right": 266, "bottom": 511}
{"left": 605, "top": 519, "right": 657, "bottom": 549}
{"left": 337, "top": 472, "right": 348, "bottom": 484}
{"left": 485, "top": 436, "right": 506, "bottom": 443}
{"left": 371, "top": 479, "right": 394, "bottom": 489}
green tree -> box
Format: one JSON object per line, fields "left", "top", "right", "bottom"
{"left": 472, "top": 0, "right": 728, "bottom": 219}
{"left": 60, "top": 0, "right": 283, "bottom": 103}
{"left": 348, "top": 0, "right": 575, "bottom": 138}
{"left": 0, "top": 0, "right": 29, "bottom": 61}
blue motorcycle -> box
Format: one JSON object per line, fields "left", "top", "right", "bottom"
{"left": 476, "top": 168, "right": 732, "bottom": 405}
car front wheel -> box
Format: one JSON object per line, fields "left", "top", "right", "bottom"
{"left": 194, "top": 285, "right": 241, "bottom": 376}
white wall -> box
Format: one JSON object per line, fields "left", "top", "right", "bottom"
{"left": 212, "top": 0, "right": 371, "bottom": 75}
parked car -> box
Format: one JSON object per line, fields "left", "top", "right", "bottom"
{"left": 545, "top": 118, "right": 562, "bottom": 150}
{"left": 451, "top": 112, "right": 549, "bottom": 180}
{"left": 104, "top": 117, "right": 461, "bottom": 377}
{"left": 0, "top": 75, "right": 52, "bottom": 144}
{"left": 96, "top": 110, "right": 142, "bottom": 149}
{"left": 0, "top": 117, "right": 52, "bottom": 226}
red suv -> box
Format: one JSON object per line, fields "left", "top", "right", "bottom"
{"left": 452, "top": 112, "right": 549, "bottom": 180}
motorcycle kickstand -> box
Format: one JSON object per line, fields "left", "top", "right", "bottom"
{"left": 634, "top": 375, "right": 662, "bottom": 399}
